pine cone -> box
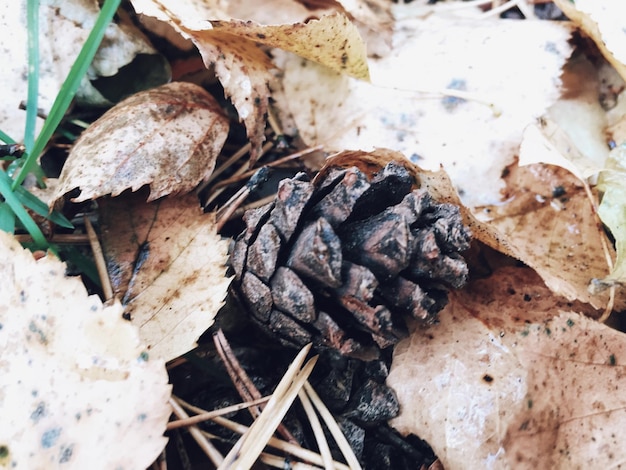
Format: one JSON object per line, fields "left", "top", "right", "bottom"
{"left": 230, "top": 152, "right": 471, "bottom": 359}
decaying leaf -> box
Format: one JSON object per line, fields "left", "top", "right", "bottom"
{"left": 54, "top": 81, "right": 229, "bottom": 203}
{"left": 131, "top": 0, "right": 369, "bottom": 164}
{"left": 388, "top": 266, "right": 626, "bottom": 469}
{"left": 478, "top": 162, "right": 618, "bottom": 310}
{"left": 0, "top": 0, "right": 166, "bottom": 139}
{"left": 596, "top": 147, "right": 626, "bottom": 287}
{"left": 100, "top": 190, "right": 232, "bottom": 361}
{"left": 274, "top": 15, "right": 572, "bottom": 207}
{"left": 553, "top": 0, "right": 626, "bottom": 82}
{"left": 0, "top": 231, "right": 171, "bottom": 469}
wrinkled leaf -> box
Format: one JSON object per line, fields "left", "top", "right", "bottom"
{"left": 131, "top": 0, "right": 369, "bottom": 164}
{"left": 54, "top": 81, "right": 229, "bottom": 203}
{"left": 0, "top": 231, "right": 171, "bottom": 469}
{"left": 596, "top": 146, "right": 626, "bottom": 287}
{"left": 274, "top": 15, "right": 572, "bottom": 207}
{"left": 100, "top": 190, "right": 232, "bottom": 361}
{"left": 478, "top": 162, "right": 619, "bottom": 310}
{"left": 0, "top": 0, "right": 165, "bottom": 139}
{"left": 553, "top": 0, "right": 626, "bottom": 82}
{"left": 388, "top": 266, "right": 626, "bottom": 469}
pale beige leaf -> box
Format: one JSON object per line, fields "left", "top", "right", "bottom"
{"left": 131, "top": 0, "right": 369, "bottom": 164}
{"left": 274, "top": 15, "right": 572, "bottom": 207}
{"left": 0, "top": 0, "right": 163, "bottom": 139}
{"left": 0, "top": 231, "right": 171, "bottom": 469}
{"left": 388, "top": 266, "right": 626, "bottom": 469}
{"left": 100, "top": 190, "right": 232, "bottom": 361}
{"left": 209, "top": 14, "right": 369, "bottom": 80}
{"left": 553, "top": 0, "right": 626, "bottom": 82}
{"left": 54, "top": 82, "right": 228, "bottom": 203}
{"left": 479, "top": 162, "right": 618, "bottom": 310}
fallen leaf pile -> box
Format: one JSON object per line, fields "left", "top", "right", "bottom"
{"left": 2, "top": 0, "right": 626, "bottom": 468}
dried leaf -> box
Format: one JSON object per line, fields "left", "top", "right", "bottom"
{"left": 54, "top": 82, "right": 229, "bottom": 203}
{"left": 0, "top": 231, "right": 170, "bottom": 469}
{"left": 596, "top": 147, "right": 626, "bottom": 287}
{"left": 479, "top": 162, "right": 617, "bottom": 310}
{"left": 100, "top": 190, "right": 232, "bottom": 361}
{"left": 131, "top": 0, "right": 369, "bottom": 164}
{"left": 0, "top": 0, "right": 163, "bottom": 138}
{"left": 274, "top": 14, "right": 572, "bottom": 207}
{"left": 388, "top": 266, "right": 626, "bottom": 469}
{"left": 553, "top": 0, "right": 626, "bottom": 82}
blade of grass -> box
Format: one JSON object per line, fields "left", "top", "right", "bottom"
{"left": 24, "top": 0, "right": 40, "bottom": 152}
{"left": 0, "top": 130, "right": 16, "bottom": 145}
{"left": 0, "top": 172, "right": 47, "bottom": 249}
{"left": 12, "top": 0, "right": 122, "bottom": 189}
{"left": 0, "top": 203, "right": 16, "bottom": 233}
{"left": 14, "top": 186, "right": 73, "bottom": 228}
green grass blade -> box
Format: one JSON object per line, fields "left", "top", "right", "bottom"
{"left": 0, "top": 130, "right": 16, "bottom": 145}
{"left": 12, "top": 0, "right": 122, "bottom": 190}
{"left": 0, "top": 172, "right": 47, "bottom": 248}
{"left": 0, "top": 202, "right": 16, "bottom": 233}
{"left": 24, "top": 0, "right": 40, "bottom": 152}
{"left": 15, "top": 186, "right": 74, "bottom": 229}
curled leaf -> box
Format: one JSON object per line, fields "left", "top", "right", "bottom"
{"left": 54, "top": 82, "right": 229, "bottom": 203}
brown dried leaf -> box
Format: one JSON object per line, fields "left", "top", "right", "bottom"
{"left": 388, "top": 266, "right": 626, "bottom": 469}
{"left": 54, "top": 82, "right": 228, "bottom": 203}
{"left": 131, "top": 0, "right": 369, "bottom": 164}
{"left": 553, "top": 0, "right": 626, "bottom": 82}
{"left": 0, "top": 231, "right": 171, "bottom": 468}
{"left": 478, "top": 162, "right": 618, "bottom": 310}
{"left": 274, "top": 14, "right": 572, "bottom": 207}
{"left": 100, "top": 190, "right": 232, "bottom": 361}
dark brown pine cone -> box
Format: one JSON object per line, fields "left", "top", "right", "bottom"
{"left": 230, "top": 151, "right": 472, "bottom": 360}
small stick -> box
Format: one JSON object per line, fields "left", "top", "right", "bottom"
{"left": 14, "top": 233, "right": 92, "bottom": 245}
{"left": 170, "top": 397, "right": 225, "bottom": 467}
{"left": 167, "top": 396, "right": 270, "bottom": 430}
{"left": 213, "top": 145, "right": 324, "bottom": 190}
{"left": 84, "top": 216, "right": 113, "bottom": 300}
{"left": 298, "top": 389, "right": 334, "bottom": 470}
{"left": 218, "top": 345, "right": 317, "bottom": 470}
{"left": 195, "top": 415, "right": 351, "bottom": 470}
{"left": 303, "top": 382, "right": 362, "bottom": 470}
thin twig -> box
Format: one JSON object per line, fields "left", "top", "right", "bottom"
{"left": 83, "top": 215, "right": 113, "bottom": 300}
{"left": 298, "top": 389, "right": 334, "bottom": 470}
{"left": 201, "top": 417, "right": 351, "bottom": 470}
{"left": 303, "top": 382, "right": 362, "bottom": 470}
{"left": 170, "top": 397, "right": 225, "bottom": 467}
{"left": 212, "top": 329, "right": 300, "bottom": 444}
{"left": 167, "top": 396, "right": 270, "bottom": 430}
{"left": 213, "top": 145, "right": 324, "bottom": 190}
{"left": 218, "top": 345, "right": 317, "bottom": 470}
{"left": 13, "top": 233, "right": 92, "bottom": 244}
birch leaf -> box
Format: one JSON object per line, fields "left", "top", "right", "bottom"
{"left": 99, "top": 190, "right": 232, "bottom": 361}
{"left": 0, "top": 231, "right": 171, "bottom": 469}
{"left": 54, "top": 82, "right": 229, "bottom": 203}
{"left": 388, "top": 266, "right": 626, "bottom": 470}
{"left": 274, "top": 15, "right": 572, "bottom": 207}
{"left": 131, "top": 0, "right": 369, "bottom": 164}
